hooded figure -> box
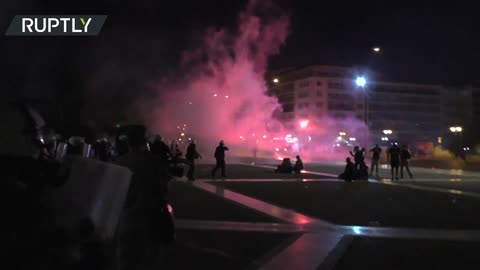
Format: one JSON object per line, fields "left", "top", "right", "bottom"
{"left": 211, "top": 140, "right": 229, "bottom": 178}
{"left": 185, "top": 140, "right": 201, "bottom": 181}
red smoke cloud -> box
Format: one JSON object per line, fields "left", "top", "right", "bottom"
{"left": 144, "top": 0, "right": 290, "bottom": 159}
{"left": 143, "top": 0, "right": 369, "bottom": 162}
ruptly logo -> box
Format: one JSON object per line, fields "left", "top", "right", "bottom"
{"left": 5, "top": 15, "right": 107, "bottom": 36}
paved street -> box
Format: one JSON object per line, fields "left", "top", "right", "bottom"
{"left": 167, "top": 163, "right": 480, "bottom": 269}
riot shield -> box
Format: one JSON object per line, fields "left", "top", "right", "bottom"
{"left": 49, "top": 157, "right": 132, "bottom": 240}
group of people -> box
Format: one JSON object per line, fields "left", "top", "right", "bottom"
{"left": 43, "top": 130, "right": 230, "bottom": 182}
{"left": 148, "top": 137, "right": 230, "bottom": 181}
{"left": 275, "top": 155, "right": 304, "bottom": 174}
{"left": 339, "top": 143, "right": 414, "bottom": 182}
{"left": 338, "top": 146, "right": 369, "bottom": 182}
{"left": 386, "top": 143, "right": 414, "bottom": 181}
{"left": 2, "top": 101, "right": 232, "bottom": 269}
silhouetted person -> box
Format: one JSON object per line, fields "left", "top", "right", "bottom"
{"left": 67, "top": 136, "right": 85, "bottom": 156}
{"left": 293, "top": 155, "right": 304, "bottom": 173}
{"left": 400, "top": 144, "right": 413, "bottom": 179}
{"left": 211, "top": 140, "right": 229, "bottom": 178}
{"left": 116, "top": 135, "right": 130, "bottom": 157}
{"left": 115, "top": 125, "right": 173, "bottom": 270}
{"left": 150, "top": 135, "right": 172, "bottom": 161}
{"left": 186, "top": 140, "right": 201, "bottom": 181}
{"left": 387, "top": 143, "right": 401, "bottom": 181}
{"left": 93, "top": 138, "right": 110, "bottom": 162}
{"left": 339, "top": 157, "right": 355, "bottom": 182}
{"left": 370, "top": 144, "right": 382, "bottom": 177}
{"left": 275, "top": 158, "right": 293, "bottom": 173}
{"left": 357, "top": 161, "right": 369, "bottom": 180}
{"left": 350, "top": 146, "right": 364, "bottom": 171}
{"left": 170, "top": 141, "right": 182, "bottom": 163}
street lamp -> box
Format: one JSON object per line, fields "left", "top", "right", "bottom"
{"left": 383, "top": 129, "right": 393, "bottom": 135}
{"left": 355, "top": 76, "right": 367, "bottom": 88}
{"left": 300, "top": 120, "right": 309, "bottom": 129}
{"left": 373, "top": 47, "right": 381, "bottom": 53}
{"left": 449, "top": 126, "right": 463, "bottom": 133}
{"left": 449, "top": 126, "right": 464, "bottom": 152}
{"left": 355, "top": 76, "right": 368, "bottom": 146}
{"left": 273, "top": 78, "right": 279, "bottom": 83}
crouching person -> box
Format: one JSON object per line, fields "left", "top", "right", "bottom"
{"left": 338, "top": 157, "right": 355, "bottom": 182}
{"left": 293, "top": 155, "right": 304, "bottom": 174}
{"left": 275, "top": 158, "right": 293, "bottom": 173}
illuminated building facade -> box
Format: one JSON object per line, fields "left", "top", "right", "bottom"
{"left": 268, "top": 65, "right": 475, "bottom": 146}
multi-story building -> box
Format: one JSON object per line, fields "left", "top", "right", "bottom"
{"left": 367, "top": 81, "right": 447, "bottom": 143}
{"left": 269, "top": 65, "right": 369, "bottom": 131}
{"left": 268, "top": 65, "right": 474, "bottom": 147}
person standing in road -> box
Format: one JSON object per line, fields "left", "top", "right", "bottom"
{"left": 349, "top": 146, "right": 365, "bottom": 171}
{"left": 387, "top": 143, "right": 401, "bottom": 181}
{"left": 400, "top": 144, "right": 413, "bottom": 179}
{"left": 370, "top": 144, "right": 382, "bottom": 177}
{"left": 211, "top": 140, "right": 229, "bottom": 179}
{"left": 186, "top": 140, "right": 201, "bottom": 181}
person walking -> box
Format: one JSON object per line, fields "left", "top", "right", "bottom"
{"left": 370, "top": 144, "right": 382, "bottom": 177}
{"left": 186, "top": 140, "right": 201, "bottom": 181}
{"left": 211, "top": 140, "right": 229, "bottom": 179}
{"left": 400, "top": 144, "right": 413, "bottom": 179}
{"left": 387, "top": 143, "right": 401, "bottom": 181}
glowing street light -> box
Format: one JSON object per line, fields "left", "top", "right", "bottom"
{"left": 355, "top": 76, "right": 367, "bottom": 88}
{"left": 213, "top": 94, "right": 217, "bottom": 97}
{"left": 383, "top": 130, "right": 393, "bottom": 135}
{"left": 450, "top": 126, "right": 464, "bottom": 150}
{"left": 339, "top": 132, "right": 346, "bottom": 136}
{"left": 300, "top": 120, "right": 309, "bottom": 129}
{"left": 273, "top": 78, "right": 279, "bottom": 83}
{"left": 373, "top": 47, "right": 381, "bottom": 53}
{"left": 449, "top": 126, "right": 463, "bottom": 133}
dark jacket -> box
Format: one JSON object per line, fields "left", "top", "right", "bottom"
{"left": 186, "top": 143, "right": 200, "bottom": 161}
{"left": 116, "top": 151, "right": 169, "bottom": 209}
{"left": 400, "top": 149, "right": 411, "bottom": 161}
{"left": 344, "top": 161, "right": 355, "bottom": 181}
{"left": 214, "top": 145, "right": 229, "bottom": 160}
{"left": 150, "top": 141, "right": 171, "bottom": 160}
{"left": 388, "top": 146, "right": 401, "bottom": 162}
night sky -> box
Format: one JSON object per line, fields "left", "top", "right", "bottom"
{"left": 1, "top": 0, "right": 479, "bottom": 126}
